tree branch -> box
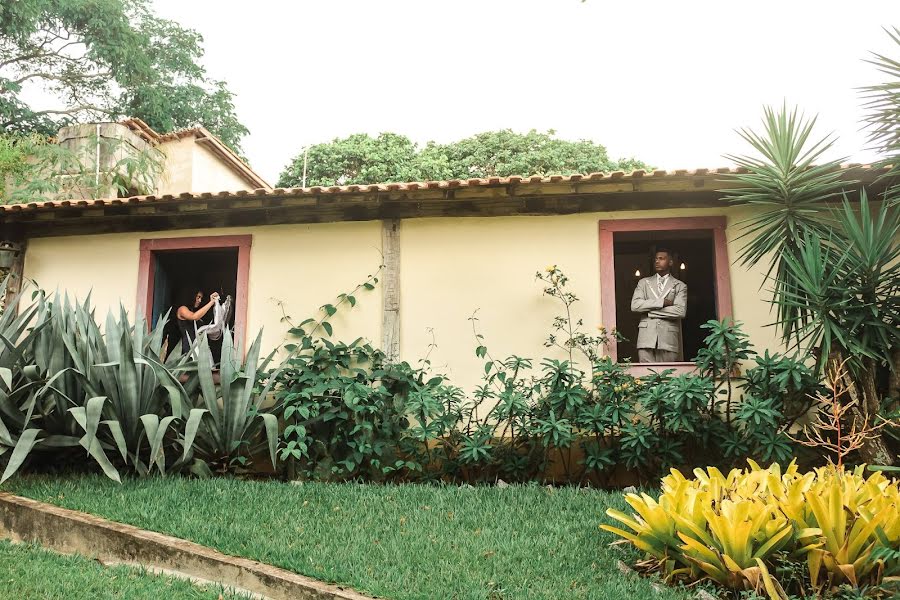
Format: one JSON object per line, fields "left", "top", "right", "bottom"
{"left": 10, "top": 70, "right": 112, "bottom": 86}
{"left": 0, "top": 43, "right": 89, "bottom": 71}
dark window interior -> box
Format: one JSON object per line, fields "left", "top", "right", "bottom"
{"left": 613, "top": 230, "right": 717, "bottom": 363}
{"left": 151, "top": 248, "right": 238, "bottom": 360}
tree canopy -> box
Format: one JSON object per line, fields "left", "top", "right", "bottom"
{"left": 277, "top": 129, "right": 651, "bottom": 187}
{"left": 0, "top": 0, "right": 248, "bottom": 153}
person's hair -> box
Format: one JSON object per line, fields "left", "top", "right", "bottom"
{"left": 656, "top": 247, "right": 674, "bottom": 260}
{"left": 178, "top": 288, "right": 203, "bottom": 309}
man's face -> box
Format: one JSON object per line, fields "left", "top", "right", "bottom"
{"left": 194, "top": 292, "right": 203, "bottom": 308}
{"left": 654, "top": 252, "right": 672, "bottom": 275}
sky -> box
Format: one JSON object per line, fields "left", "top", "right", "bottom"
{"left": 150, "top": 0, "right": 899, "bottom": 185}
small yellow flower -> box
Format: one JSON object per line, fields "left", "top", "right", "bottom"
{"left": 545, "top": 265, "right": 555, "bottom": 273}
{"left": 597, "top": 324, "right": 605, "bottom": 331}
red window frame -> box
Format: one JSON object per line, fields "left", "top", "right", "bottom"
{"left": 598, "top": 217, "right": 733, "bottom": 375}
{"left": 136, "top": 234, "right": 252, "bottom": 348}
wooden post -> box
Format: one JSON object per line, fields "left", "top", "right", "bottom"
{"left": 2, "top": 239, "right": 27, "bottom": 315}
{"left": 381, "top": 219, "right": 401, "bottom": 362}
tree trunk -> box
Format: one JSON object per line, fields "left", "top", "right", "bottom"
{"left": 831, "top": 353, "right": 896, "bottom": 467}
{"left": 889, "top": 348, "right": 900, "bottom": 408}
{"left": 856, "top": 430, "right": 895, "bottom": 466}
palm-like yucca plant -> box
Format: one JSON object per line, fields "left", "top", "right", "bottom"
{"left": 723, "top": 104, "right": 849, "bottom": 345}
{"left": 777, "top": 194, "right": 900, "bottom": 370}
{"left": 773, "top": 194, "right": 899, "bottom": 466}
{"left": 724, "top": 105, "right": 898, "bottom": 466}
{"left": 861, "top": 26, "right": 900, "bottom": 193}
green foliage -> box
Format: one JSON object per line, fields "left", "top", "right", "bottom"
{"left": 0, "top": 131, "right": 166, "bottom": 204}
{"left": 189, "top": 331, "right": 278, "bottom": 474}
{"left": 725, "top": 103, "right": 898, "bottom": 466}
{"left": 603, "top": 462, "right": 900, "bottom": 599}
{"left": 775, "top": 194, "right": 900, "bottom": 371}
{"left": 278, "top": 133, "right": 422, "bottom": 188}
{"left": 274, "top": 336, "right": 454, "bottom": 481}
{"left": 0, "top": 0, "right": 248, "bottom": 154}
{"left": 277, "top": 129, "right": 651, "bottom": 187}
{"left": 862, "top": 27, "right": 900, "bottom": 188}
{"left": 265, "top": 265, "right": 825, "bottom": 486}
{"left": 418, "top": 129, "right": 650, "bottom": 181}
{"left": 723, "top": 104, "right": 848, "bottom": 346}
{"left": 271, "top": 267, "right": 463, "bottom": 481}
{"left": 0, "top": 263, "right": 828, "bottom": 486}
{"left": 0, "top": 286, "right": 279, "bottom": 482}
{"left": 0, "top": 292, "right": 203, "bottom": 481}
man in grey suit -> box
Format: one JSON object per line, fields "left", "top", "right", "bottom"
{"left": 630, "top": 249, "right": 687, "bottom": 363}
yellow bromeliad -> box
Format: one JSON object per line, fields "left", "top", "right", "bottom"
{"left": 601, "top": 461, "right": 900, "bottom": 598}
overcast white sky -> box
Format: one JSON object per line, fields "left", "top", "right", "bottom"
{"left": 151, "top": 0, "right": 898, "bottom": 185}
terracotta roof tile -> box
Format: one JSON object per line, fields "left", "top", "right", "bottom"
{"left": 0, "top": 165, "right": 888, "bottom": 215}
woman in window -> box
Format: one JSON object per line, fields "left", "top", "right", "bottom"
{"left": 176, "top": 289, "right": 219, "bottom": 354}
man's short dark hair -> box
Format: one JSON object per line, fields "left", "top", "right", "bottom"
{"left": 656, "top": 247, "right": 673, "bottom": 258}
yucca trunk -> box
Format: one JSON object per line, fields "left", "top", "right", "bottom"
{"left": 890, "top": 348, "right": 900, "bottom": 403}
{"left": 829, "top": 353, "right": 895, "bottom": 467}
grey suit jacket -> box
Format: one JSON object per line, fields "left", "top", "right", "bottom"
{"left": 630, "top": 275, "right": 687, "bottom": 353}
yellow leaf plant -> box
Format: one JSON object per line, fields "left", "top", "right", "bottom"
{"left": 602, "top": 461, "right": 900, "bottom": 598}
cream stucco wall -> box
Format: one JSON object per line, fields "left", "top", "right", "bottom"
{"left": 154, "top": 137, "right": 255, "bottom": 195}
{"left": 399, "top": 207, "right": 780, "bottom": 393}
{"left": 190, "top": 143, "right": 254, "bottom": 193}
{"left": 22, "top": 207, "right": 782, "bottom": 391}
{"left": 155, "top": 138, "right": 195, "bottom": 196}
{"left": 23, "top": 222, "right": 383, "bottom": 356}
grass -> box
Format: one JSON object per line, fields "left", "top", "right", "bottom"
{"left": 0, "top": 539, "right": 248, "bottom": 599}
{"left": 6, "top": 476, "right": 691, "bottom": 600}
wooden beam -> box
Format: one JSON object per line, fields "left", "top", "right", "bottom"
{"left": 381, "top": 219, "right": 401, "bottom": 361}
{"left": 10, "top": 191, "right": 730, "bottom": 238}
{"left": 2, "top": 240, "right": 27, "bottom": 315}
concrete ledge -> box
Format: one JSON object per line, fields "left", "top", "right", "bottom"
{"left": 0, "top": 492, "right": 374, "bottom": 600}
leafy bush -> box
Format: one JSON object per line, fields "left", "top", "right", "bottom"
{"left": 265, "top": 265, "right": 829, "bottom": 485}
{"left": 602, "top": 461, "right": 900, "bottom": 599}
{"left": 273, "top": 333, "right": 454, "bottom": 481}
{"left": 0, "top": 265, "right": 828, "bottom": 486}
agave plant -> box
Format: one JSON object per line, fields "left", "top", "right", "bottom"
{"left": 2, "top": 291, "right": 206, "bottom": 482}
{"left": 189, "top": 328, "right": 279, "bottom": 474}
{"left": 67, "top": 305, "right": 207, "bottom": 480}
{"left": 0, "top": 288, "right": 79, "bottom": 482}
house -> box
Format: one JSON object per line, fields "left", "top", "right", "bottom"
{"left": 56, "top": 119, "right": 271, "bottom": 198}
{"left": 0, "top": 159, "right": 887, "bottom": 392}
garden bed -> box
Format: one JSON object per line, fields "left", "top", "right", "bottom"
{"left": 4, "top": 475, "right": 691, "bottom": 600}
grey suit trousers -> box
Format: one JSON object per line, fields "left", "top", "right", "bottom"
{"left": 638, "top": 348, "right": 679, "bottom": 363}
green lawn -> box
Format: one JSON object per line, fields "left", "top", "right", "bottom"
{"left": 0, "top": 539, "right": 248, "bottom": 599}
{"left": 6, "top": 476, "right": 691, "bottom": 600}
